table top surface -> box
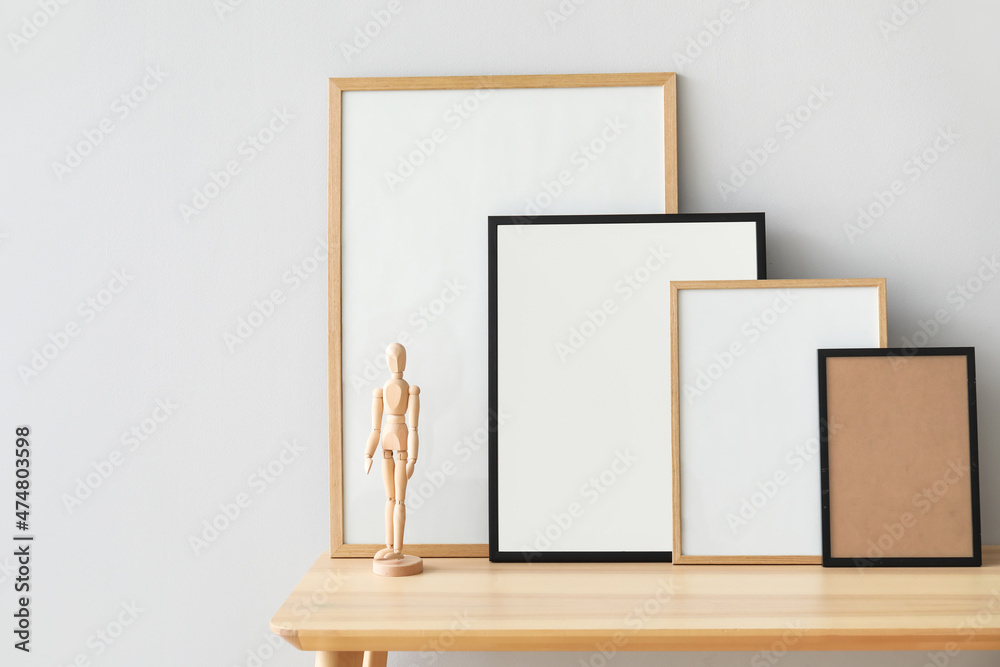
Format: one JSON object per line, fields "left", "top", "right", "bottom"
{"left": 271, "top": 548, "right": 1000, "bottom": 652}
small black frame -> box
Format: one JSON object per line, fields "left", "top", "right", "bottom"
{"left": 488, "top": 213, "right": 766, "bottom": 563}
{"left": 818, "top": 347, "right": 981, "bottom": 568}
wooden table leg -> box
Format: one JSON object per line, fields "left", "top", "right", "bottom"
{"left": 315, "top": 652, "right": 364, "bottom": 667}
{"left": 314, "top": 651, "right": 387, "bottom": 666}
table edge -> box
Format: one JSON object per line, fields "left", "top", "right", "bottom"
{"left": 271, "top": 548, "right": 1000, "bottom": 653}
{"left": 271, "top": 627, "right": 1000, "bottom": 652}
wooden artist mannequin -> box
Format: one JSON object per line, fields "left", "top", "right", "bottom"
{"left": 364, "top": 343, "right": 422, "bottom": 576}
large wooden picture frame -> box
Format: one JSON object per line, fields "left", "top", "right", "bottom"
{"left": 670, "top": 279, "right": 887, "bottom": 564}
{"left": 329, "top": 74, "right": 678, "bottom": 557}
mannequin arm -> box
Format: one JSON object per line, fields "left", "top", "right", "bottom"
{"left": 406, "top": 386, "right": 420, "bottom": 478}
{"left": 364, "top": 388, "right": 383, "bottom": 474}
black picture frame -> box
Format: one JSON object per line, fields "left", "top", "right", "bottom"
{"left": 488, "top": 213, "right": 766, "bottom": 563}
{"left": 818, "top": 347, "right": 981, "bottom": 568}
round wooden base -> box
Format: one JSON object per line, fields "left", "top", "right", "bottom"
{"left": 372, "top": 554, "right": 423, "bottom": 577}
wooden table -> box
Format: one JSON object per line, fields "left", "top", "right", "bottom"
{"left": 271, "top": 548, "right": 1000, "bottom": 666}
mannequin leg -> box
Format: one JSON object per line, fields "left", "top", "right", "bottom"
{"left": 375, "top": 455, "right": 395, "bottom": 559}
{"left": 393, "top": 453, "right": 409, "bottom": 553}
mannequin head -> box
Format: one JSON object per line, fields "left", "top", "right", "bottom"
{"left": 386, "top": 343, "right": 406, "bottom": 374}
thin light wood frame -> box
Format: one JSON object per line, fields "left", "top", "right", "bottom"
{"left": 670, "top": 279, "right": 888, "bottom": 565}
{"left": 329, "top": 73, "right": 678, "bottom": 558}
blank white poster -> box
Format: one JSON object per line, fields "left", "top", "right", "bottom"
{"left": 675, "top": 283, "right": 884, "bottom": 560}
{"left": 495, "top": 218, "right": 761, "bottom": 556}
{"left": 341, "top": 86, "right": 668, "bottom": 545}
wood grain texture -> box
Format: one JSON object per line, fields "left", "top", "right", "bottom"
{"left": 316, "top": 652, "right": 363, "bottom": 667}
{"left": 676, "top": 555, "right": 823, "bottom": 565}
{"left": 662, "top": 74, "right": 678, "bottom": 213}
{"left": 672, "top": 278, "right": 887, "bottom": 291}
{"left": 329, "top": 80, "right": 345, "bottom": 557}
{"left": 331, "top": 73, "right": 676, "bottom": 91}
{"left": 877, "top": 280, "right": 889, "bottom": 346}
{"left": 670, "top": 282, "right": 682, "bottom": 560}
{"left": 273, "top": 549, "right": 1000, "bottom": 652}
{"left": 329, "top": 74, "right": 678, "bottom": 557}
{"left": 669, "top": 279, "right": 888, "bottom": 565}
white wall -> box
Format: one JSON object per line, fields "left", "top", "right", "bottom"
{"left": 1, "top": 1, "right": 996, "bottom": 666}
